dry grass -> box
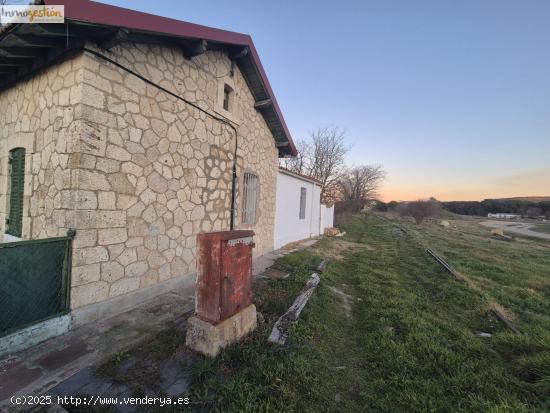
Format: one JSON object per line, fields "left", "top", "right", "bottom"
{"left": 311, "top": 238, "right": 373, "bottom": 260}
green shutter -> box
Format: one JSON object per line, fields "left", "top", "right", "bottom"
{"left": 6, "top": 148, "right": 25, "bottom": 237}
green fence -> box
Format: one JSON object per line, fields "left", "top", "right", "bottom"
{"left": 0, "top": 230, "right": 75, "bottom": 337}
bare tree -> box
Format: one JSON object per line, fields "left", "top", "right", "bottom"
{"left": 525, "top": 207, "right": 542, "bottom": 219}
{"left": 279, "top": 138, "right": 311, "bottom": 175}
{"left": 280, "top": 126, "right": 348, "bottom": 202}
{"left": 308, "top": 126, "right": 348, "bottom": 201}
{"left": 338, "top": 165, "right": 385, "bottom": 204}
{"left": 397, "top": 199, "right": 442, "bottom": 224}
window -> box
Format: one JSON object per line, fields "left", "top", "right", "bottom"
{"left": 6, "top": 148, "right": 25, "bottom": 237}
{"left": 242, "top": 172, "right": 258, "bottom": 224}
{"left": 299, "top": 187, "right": 307, "bottom": 220}
{"left": 223, "top": 84, "right": 233, "bottom": 111}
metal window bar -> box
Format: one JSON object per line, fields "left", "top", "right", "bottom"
{"left": 242, "top": 173, "right": 258, "bottom": 224}
{"left": 299, "top": 187, "right": 307, "bottom": 219}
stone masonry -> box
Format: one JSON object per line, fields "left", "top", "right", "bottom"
{"left": 0, "top": 41, "right": 278, "bottom": 310}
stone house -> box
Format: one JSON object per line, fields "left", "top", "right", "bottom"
{"left": 0, "top": 0, "right": 297, "bottom": 322}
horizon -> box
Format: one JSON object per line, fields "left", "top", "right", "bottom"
{"left": 98, "top": 0, "right": 550, "bottom": 202}
{"left": 383, "top": 195, "right": 550, "bottom": 203}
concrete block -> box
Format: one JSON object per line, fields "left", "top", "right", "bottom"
{"left": 186, "top": 304, "right": 257, "bottom": 357}
{"left": 0, "top": 315, "right": 71, "bottom": 357}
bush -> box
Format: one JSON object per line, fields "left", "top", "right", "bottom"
{"left": 397, "top": 199, "right": 442, "bottom": 224}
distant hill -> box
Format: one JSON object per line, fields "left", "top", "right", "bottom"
{"left": 488, "top": 197, "right": 550, "bottom": 202}
{"left": 443, "top": 198, "right": 550, "bottom": 217}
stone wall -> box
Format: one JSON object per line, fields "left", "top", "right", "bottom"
{"left": 0, "top": 55, "right": 84, "bottom": 239}
{"left": 67, "top": 43, "right": 278, "bottom": 308}
{"left": 1, "top": 42, "right": 279, "bottom": 310}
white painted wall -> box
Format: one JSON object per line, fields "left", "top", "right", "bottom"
{"left": 274, "top": 170, "right": 334, "bottom": 249}
{"left": 320, "top": 204, "right": 334, "bottom": 231}
{"left": 310, "top": 184, "right": 321, "bottom": 237}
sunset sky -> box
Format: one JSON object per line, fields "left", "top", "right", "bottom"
{"left": 101, "top": 0, "right": 550, "bottom": 201}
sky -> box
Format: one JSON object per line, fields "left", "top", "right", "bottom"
{"left": 99, "top": 0, "right": 550, "bottom": 201}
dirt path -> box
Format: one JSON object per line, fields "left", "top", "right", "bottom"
{"left": 480, "top": 220, "right": 550, "bottom": 240}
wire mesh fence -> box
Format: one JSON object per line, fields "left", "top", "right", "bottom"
{"left": 0, "top": 230, "right": 75, "bottom": 337}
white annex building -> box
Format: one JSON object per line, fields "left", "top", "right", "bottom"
{"left": 274, "top": 168, "right": 334, "bottom": 249}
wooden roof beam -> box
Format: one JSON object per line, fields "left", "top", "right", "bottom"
{"left": 182, "top": 39, "right": 207, "bottom": 59}
{"left": 11, "top": 34, "right": 69, "bottom": 48}
{"left": 0, "top": 66, "right": 19, "bottom": 74}
{"left": 254, "top": 98, "right": 272, "bottom": 110}
{"left": 0, "top": 47, "right": 47, "bottom": 58}
{"left": 230, "top": 46, "right": 248, "bottom": 60}
{"left": 35, "top": 23, "right": 77, "bottom": 36}
{"left": 99, "top": 28, "right": 129, "bottom": 50}
{"left": 0, "top": 57, "right": 34, "bottom": 66}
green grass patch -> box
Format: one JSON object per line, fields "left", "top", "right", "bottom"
{"left": 177, "top": 214, "right": 549, "bottom": 412}
{"left": 532, "top": 223, "right": 550, "bottom": 234}
{"left": 75, "top": 214, "right": 550, "bottom": 412}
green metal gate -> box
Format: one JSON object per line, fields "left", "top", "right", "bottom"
{"left": 0, "top": 230, "right": 75, "bottom": 337}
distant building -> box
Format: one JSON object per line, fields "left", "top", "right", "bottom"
{"left": 487, "top": 213, "right": 521, "bottom": 220}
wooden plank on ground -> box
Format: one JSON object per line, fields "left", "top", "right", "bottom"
{"left": 426, "top": 249, "right": 459, "bottom": 278}
{"left": 316, "top": 259, "right": 329, "bottom": 273}
{"left": 491, "top": 306, "right": 520, "bottom": 334}
{"left": 268, "top": 273, "right": 321, "bottom": 345}
{"left": 427, "top": 249, "right": 521, "bottom": 334}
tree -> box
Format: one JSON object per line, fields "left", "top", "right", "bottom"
{"left": 442, "top": 199, "right": 550, "bottom": 218}
{"left": 398, "top": 199, "right": 442, "bottom": 224}
{"left": 280, "top": 126, "right": 348, "bottom": 203}
{"left": 279, "top": 138, "right": 311, "bottom": 175}
{"left": 373, "top": 200, "right": 388, "bottom": 212}
{"left": 337, "top": 165, "right": 386, "bottom": 204}
{"left": 525, "top": 207, "right": 542, "bottom": 219}
{"left": 387, "top": 201, "right": 399, "bottom": 210}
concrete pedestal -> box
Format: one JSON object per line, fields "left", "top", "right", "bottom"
{"left": 185, "top": 304, "right": 257, "bottom": 357}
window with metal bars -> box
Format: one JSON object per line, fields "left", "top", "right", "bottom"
{"left": 299, "top": 187, "right": 307, "bottom": 219}
{"left": 6, "top": 148, "right": 25, "bottom": 237}
{"left": 242, "top": 172, "right": 258, "bottom": 225}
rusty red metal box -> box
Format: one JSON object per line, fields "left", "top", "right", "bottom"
{"left": 196, "top": 230, "right": 255, "bottom": 324}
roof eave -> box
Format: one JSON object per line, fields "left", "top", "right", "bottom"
{"left": 43, "top": 0, "right": 297, "bottom": 157}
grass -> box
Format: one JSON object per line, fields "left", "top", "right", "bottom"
{"left": 79, "top": 213, "right": 550, "bottom": 412}
{"left": 175, "top": 214, "right": 550, "bottom": 412}
{"left": 532, "top": 223, "right": 550, "bottom": 234}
